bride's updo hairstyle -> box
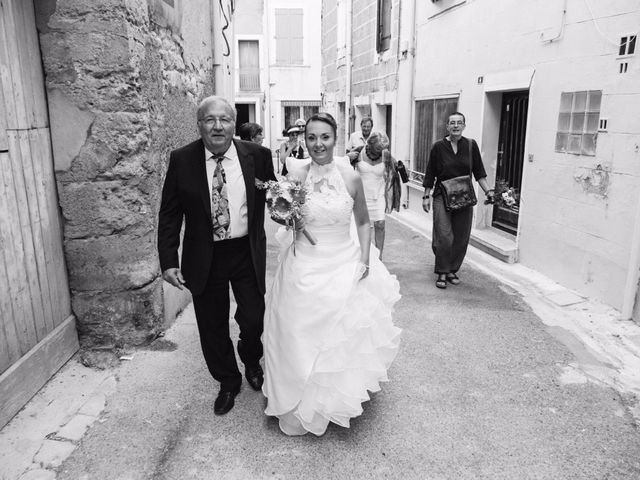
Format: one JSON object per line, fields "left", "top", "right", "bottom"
{"left": 305, "top": 112, "right": 338, "bottom": 138}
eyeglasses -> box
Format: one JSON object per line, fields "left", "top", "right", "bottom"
{"left": 198, "top": 116, "right": 234, "bottom": 127}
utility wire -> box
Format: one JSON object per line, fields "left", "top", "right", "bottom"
{"left": 582, "top": 0, "right": 635, "bottom": 47}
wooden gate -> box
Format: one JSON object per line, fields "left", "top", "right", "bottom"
{"left": 0, "top": 0, "right": 78, "bottom": 429}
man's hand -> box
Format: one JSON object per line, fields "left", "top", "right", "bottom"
{"left": 422, "top": 197, "right": 431, "bottom": 213}
{"left": 162, "top": 268, "right": 185, "bottom": 290}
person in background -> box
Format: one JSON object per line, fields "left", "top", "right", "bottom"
{"left": 354, "top": 131, "right": 401, "bottom": 259}
{"left": 278, "top": 125, "right": 309, "bottom": 176}
{"left": 238, "top": 122, "right": 265, "bottom": 145}
{"left": 421, "top": 112, "right": 494, "bottom": 289}
{"left": 294, "top": 118, "right": 306, "bottom": 132}
{"left": 346, "top": 116, "right": 374, "bottom": 163}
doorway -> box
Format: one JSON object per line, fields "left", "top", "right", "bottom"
{"left": 492, "top": 91, "right": 528, "bottom": 235}
{"left": 385, "top": 105, "right": 392, "bottom": 146}
{"left": 235, "top": 103, "right": 256, "bottom": 135}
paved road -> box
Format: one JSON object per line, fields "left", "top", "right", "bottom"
{"left": 56, "top": 217, "right": 640, "bottom": 479}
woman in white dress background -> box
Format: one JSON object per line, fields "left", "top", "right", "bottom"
{"left": 262, "top": 112, "right": 401, "bottom": 436}
{"left": 354, "top": 131, "right": 401, "bottom": 259}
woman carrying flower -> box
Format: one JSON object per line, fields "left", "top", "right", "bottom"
{"left": 262, "top": 112, "right": 401, "bottom": 436}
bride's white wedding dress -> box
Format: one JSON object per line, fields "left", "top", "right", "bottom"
{"left": 262, "top": 158, "right": 401, "bottom": 436}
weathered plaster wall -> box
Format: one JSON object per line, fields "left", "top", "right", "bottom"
{"left": 413, "top": 0, "right": 640, "bottom": 310}
{"left": 35, "top": 0, "right": 215, "bottom": 347}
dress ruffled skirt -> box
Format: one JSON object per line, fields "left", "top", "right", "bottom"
{"left": 262, "top": 225, "right": 401, "bottom": 436}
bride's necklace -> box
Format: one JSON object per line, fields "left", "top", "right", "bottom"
{"left": 309, "top": 158, "right": 335, "bottom": 181}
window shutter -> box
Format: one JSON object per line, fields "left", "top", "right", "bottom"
{"left": 275, "top": 8, "right": 304, "bottom": 65}
{"left": 238, "top": 40, "right": 260, "bottom": 91}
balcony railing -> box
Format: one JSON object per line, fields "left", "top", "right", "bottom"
{"left": 239, "top": 68, "right": 260, "bottom": 91}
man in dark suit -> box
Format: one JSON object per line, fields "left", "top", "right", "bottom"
{"left": 158, "top": 96, "right": 276, "bottom": 415}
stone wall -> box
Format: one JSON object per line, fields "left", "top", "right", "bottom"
{"left": 35, "top": 0, "right": 215, "bottom": 347}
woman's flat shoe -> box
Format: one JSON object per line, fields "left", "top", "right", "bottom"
{"left": 435, "top": 275, "right": 447, "bottom": 289}
{"left": 446, "top": 273, "right": 460, "bottom": 285}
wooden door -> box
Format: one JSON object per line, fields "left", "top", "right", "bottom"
{"left": 0, "top": 0, "right": 78, "bottom": 429}
{"left": 492, "top": 91, "right": 528, "bottom": 235}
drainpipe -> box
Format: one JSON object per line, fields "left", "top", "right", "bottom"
{"left": 210, "top": 1, "right": 223, "bottom": 96}
{"left": 622, "top": 186, "right": 640, "bottom": 319}
{"left": 345, "top": 0, "right": 353, "bottom": 144}
{"left": 264, "top": 0, "right": 273, "bottom": 152}
{"left": 403, "top": 0, "right": 418, "bottom": 208}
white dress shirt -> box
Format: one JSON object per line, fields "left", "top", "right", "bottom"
{"left": 205, "top": 142, "right": 248, "bottom": 238}
{"left": 346, "top": 130, "right": 367, "bottom": 151}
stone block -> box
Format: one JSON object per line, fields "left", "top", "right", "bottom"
{"left": 47, "top": 89, "right": 95, "bottom": 172}
{"left": 60, "top": 181, "right": 154, "bottom": 238}
{"left": 55, "top": 414, "right": 96, "bottom": 442}
{"left": 78, "top": 393, "right": 107, "bottom": 417}
{"left": 65, "top": 232, "right": 158, "bottom": 291}
{"left": 33, "top": 439, "right": 76, "bottom": 469}
{"left": 89, "top": 112, "right": 151, "bottom": 156}
{"left": 18, "top": 469, "right": 56, "bottom": 480}
{"left": 72, "top": 278, "right": 164, "bottom": 347}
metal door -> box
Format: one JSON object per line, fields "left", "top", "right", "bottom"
{"left": 492, "top": 91, "right": 529, "bottom": 235}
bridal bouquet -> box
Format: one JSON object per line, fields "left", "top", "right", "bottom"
{"left": 256, "top": 177, "right": 317, "bottom": 246}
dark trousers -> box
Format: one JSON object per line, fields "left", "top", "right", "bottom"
{"left": 191, "top": 237, "right": 265, "bottom": 393}
{"left": 432, "top": 195, "right": 474, "bottom": 274}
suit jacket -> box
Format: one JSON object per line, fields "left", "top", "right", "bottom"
{"left": 158, "top": 138, "right": 276, "bottom": 296}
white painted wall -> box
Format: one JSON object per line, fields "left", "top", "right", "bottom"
{"left": 413, "top": 0, "right": 640, "bottom": 310}
{"left": 266, "top": 0, "right": 323, "bottom": 149}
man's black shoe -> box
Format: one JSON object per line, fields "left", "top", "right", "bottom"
{"left": 214, "top": 389, "right": 238, "bottom": 415}
{"left": 245, "top": 364, "right": 264, "bottom": 391}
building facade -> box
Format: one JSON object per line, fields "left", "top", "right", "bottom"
{"left": 321, "top": 0, "right": 640, "bottom": 319}
{"left": 234, "top": 0, "right": 322, "bottom": 159}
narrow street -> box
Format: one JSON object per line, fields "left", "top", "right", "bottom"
{"left": 6, "top": 216, "right": 637, "bottom": 480}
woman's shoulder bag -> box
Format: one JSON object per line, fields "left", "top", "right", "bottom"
{"left": 440, "top": 138, "right": 478, "bottom": 212}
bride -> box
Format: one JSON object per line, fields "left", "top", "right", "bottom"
{"left": 262, "top": 112, "right": 401, "bottom": 436}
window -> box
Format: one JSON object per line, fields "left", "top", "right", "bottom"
{"left": 619, "top": 35, "right": 636, "bottom": 56}
{"left": 281, "top": 101, "right": 321, "bottom": 131}
{"left": 376, "top": 0, "right": 392, "bottom": 53}
{"left": 238, "top": 40, "right": 260, "bottom": 91}
{"left": 413, "top": 98, "right": 458, "bottom": 179}
{"left": 275, "top": 8, "right": 303, "bottom": 65}
{"left": 555, "top": 90, "right": 601, "bottom": 156}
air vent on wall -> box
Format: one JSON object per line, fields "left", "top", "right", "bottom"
{"left": 598, "top": 118, "right": 608, "bottom": 132}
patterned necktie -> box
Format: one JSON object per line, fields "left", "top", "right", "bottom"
{"left": 211, "top": 155, "right": 231, "bottom": 241}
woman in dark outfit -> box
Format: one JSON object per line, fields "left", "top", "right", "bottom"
{"left": 422, "top": 112, "right": 495, "bottom": 289}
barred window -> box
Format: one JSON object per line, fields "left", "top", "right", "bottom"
{"left": 555, "top": 90, "right": 601, "bottom": 156}
{"left": 238, "top": 40, "right": 260, "bottom": 91}
{"left": 282, "top": 101, "right": 321, "bottom": 131}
